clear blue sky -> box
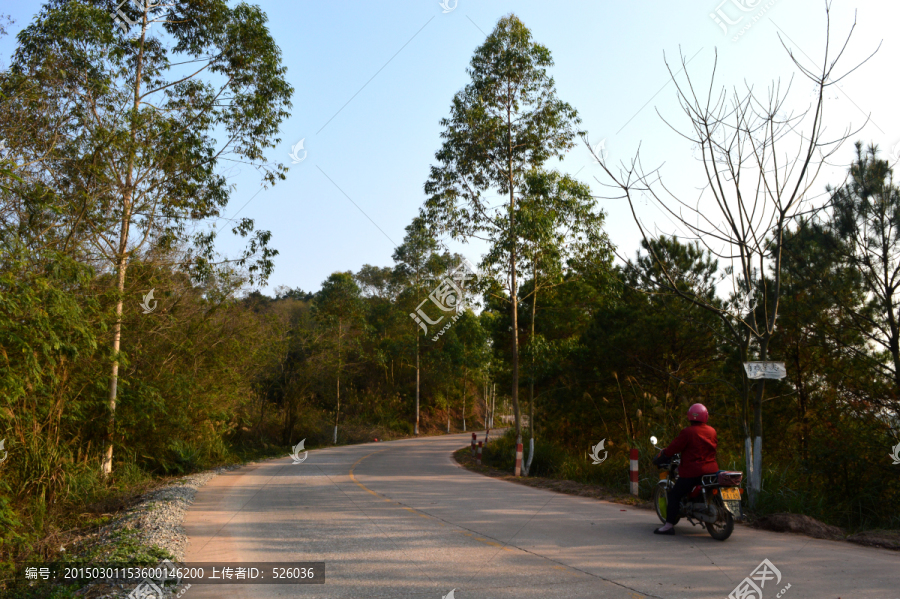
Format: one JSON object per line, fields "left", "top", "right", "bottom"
{"left": 1, "top": 1, "right": 897, "bottom": 295}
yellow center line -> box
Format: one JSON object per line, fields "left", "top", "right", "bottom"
{"left": 347, "top": 447, "right": 516, "bottom": 553}
{"left": 348, "top": 449, "right": 389, "bottom": 499}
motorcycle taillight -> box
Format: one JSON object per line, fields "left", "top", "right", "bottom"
{"left": 717, "top": 471, "right": 743, "bottom": 487}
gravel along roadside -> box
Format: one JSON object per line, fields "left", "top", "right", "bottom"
{"left": 106, "top": 465, "right": 242, "bottom": 562}
{"left": 58, "top": 463, "right": 246, "bottom": 598}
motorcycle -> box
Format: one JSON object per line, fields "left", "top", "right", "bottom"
{"left": 649, "top": 436, "right": 744, "bottom": 541}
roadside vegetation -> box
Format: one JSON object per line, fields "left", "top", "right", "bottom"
{"left": 1, "top": 3, "right": 898, "bottom": 594}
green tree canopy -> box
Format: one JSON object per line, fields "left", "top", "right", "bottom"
{"left": 3, "top": 0, "right": 292, "bottom": 474}
{"left": 424, "top": 14, "right": 582, "bottom": 444}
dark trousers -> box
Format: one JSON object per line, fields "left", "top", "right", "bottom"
{"left": 666, "top": 476, "right": 703, "bottom": 525}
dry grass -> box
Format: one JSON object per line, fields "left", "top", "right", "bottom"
{"left": 453, "top": 447, "right": 651, "bottom": 509}
{"left": 455, "top": 447, "right": 900, "bottom": 551}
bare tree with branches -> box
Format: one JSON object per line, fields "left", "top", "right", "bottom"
{"left": 588, "top": 5, "right": 875, "bottom": 505}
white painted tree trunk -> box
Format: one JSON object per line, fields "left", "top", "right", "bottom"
{"left": 752, "top": 436, "right": 762, "bottom": 499}
{"left": 415, "top": 338, "right": 419, "bottom": 436}
{"left": 333, "top": 425, "right": 338, "bottom": 445}
{"left": 745, "top": 436, "right": 762, "bottom": 506}
{"left": 523, "top": 437, "right": 534, "bottom": 476}
{"left": 744, "top": 436, "right": 752, "bottom": 497}
{"left": 491, "top": 384, "right": 495, "bottom": 428}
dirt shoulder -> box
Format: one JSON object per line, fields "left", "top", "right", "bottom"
{"left": 452, "top": 447, "right": 652, "bottom": 510}
{"left": 453, "top": 447, "right": 900, "bottom": 551}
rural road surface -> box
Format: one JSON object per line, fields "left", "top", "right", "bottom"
{"left": 183, "top": 432, "right": 897, "bottom": 599}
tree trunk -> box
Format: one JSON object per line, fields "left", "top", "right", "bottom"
{"left": 889, "top": 313, "right": 900, "bottom": 395}
{"left": 615, "top": 373, "right": 634, "bottom": 443}
{"left": 524, "top": 437, "right": 534, "bottom": 476}
{"left": 462, "top": 366, "right": 467, "bottom": 432}
{"left": 101, "top": 253, "right": 128, "bottom": 477}
{"left": 523, "top": 284, "right": 536, "bottom": 476}
{"left": 508, "top": 110, "right": 522, "bottom": 448}
{"left": 335, "top": 318, "right": 342, "bottom": 445}
{"left": 334, "top": 374, "right": 340, "bottom": 445}
{"left": 510, "top": 227, "right": 521, "bottom": 447}
{"left": 745, "top": 335, "right": 769, "bottom": 507}
{"left": 530, "top": 284, "right": 537, "bottom": 440}
{"left": 793, "top": 342, "right": 809, "bottom": 462}
{"left": 102, "top": 15, "right": 148, "bottom": 478}
{"left": 483, "top": 381, "right": 487, "bottom": 429}
{"left": 881, "top": 232, "right": 900, "bottom": 394}
{"left": 491, "top": 383, "right": 495, "bottom": 428}
{"left": 415, "top": 336, "right": 420, "bottom": 436}
{"left": 749, "top": 388, "right": 765, "bottom": 505}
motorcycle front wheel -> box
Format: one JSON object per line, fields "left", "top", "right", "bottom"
{"left": 705, "top": 498, "right": 735, "bottom": 541}
{"left": 652, "top": 484, "right": 669, "bottom": 524}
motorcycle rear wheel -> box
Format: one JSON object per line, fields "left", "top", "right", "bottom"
{"left": 652, "top": 484, "right": 668, "bottom": 524}
{"left": 705, "top": 499, "right": 734, "bottom": 541}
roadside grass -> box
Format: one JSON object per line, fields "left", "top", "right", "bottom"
{"left": 0, "top": 442, "right": 285, "bottom": 597}
{"left": 455, "top": 442, "right": 650, "bottom": 510}
{"left": 479, "top": 429, "right": 665, "bottom": 501}
{"left": 755, "top": 463, "right": 900, "bottom": 534}
{"left": 462, "top": 430, "right": 900, "bottom": 549}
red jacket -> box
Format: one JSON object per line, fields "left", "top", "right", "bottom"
{"left": 663, "top": 423, "right": 719, "bottom": 478}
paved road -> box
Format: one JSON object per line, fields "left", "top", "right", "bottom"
{"left": 183, "top": 432, "right": 897, "bottom": 599}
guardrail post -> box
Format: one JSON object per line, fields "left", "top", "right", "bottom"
{"left": 515, "top": 442, "right": 523, "bottom": 476}
{"left": 477, "top": 441, "right": 482, "bottom": 465}
{"left": 471, "top": 432, "right": 477, "bottom": 455}
{"left": 630, "top": 448, "right": 639, "bottom": 495}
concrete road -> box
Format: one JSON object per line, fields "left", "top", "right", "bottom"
{"left": 183, "top": 432, "right": 897, "bottom": 599}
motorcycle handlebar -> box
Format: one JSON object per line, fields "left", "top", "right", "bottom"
{"left": 653, "top": 452, "right": 680, "bottom": 467}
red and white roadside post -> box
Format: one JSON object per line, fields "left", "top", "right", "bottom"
{"left": 629, "top": 448, "right": 639, "bottom": 496}
{"left": 471, "top": 432, "right": 477, "bottom": 455}
{"left": 515, "top": 442, "right": 524, "bottom": 476}
{"left": 477, "top": 442, "right": 483, "bottom": 465}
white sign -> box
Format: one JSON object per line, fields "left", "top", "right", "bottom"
{"left": 743, "top": 361, "right": 786, "bottom": 380}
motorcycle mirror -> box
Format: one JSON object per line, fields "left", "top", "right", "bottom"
{"left": 650, "top": 436, "right": 659, "bottom": 449}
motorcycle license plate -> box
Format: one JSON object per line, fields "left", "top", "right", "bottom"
{"left": 659, "top": 472, "right": 668, "bottom": 480}
{"left": 721, "top": 488, "right": 740, "bottom": 500}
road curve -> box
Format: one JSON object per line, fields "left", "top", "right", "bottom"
{"left": 183, "top": 432, "right": 897, "bottom": 599}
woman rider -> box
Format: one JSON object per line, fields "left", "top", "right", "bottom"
{"left": 652, "top": 403, "right": 718, "bottom": 535}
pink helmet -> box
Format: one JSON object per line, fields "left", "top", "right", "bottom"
{"left": 687, "top": 403, "right": 709, "bottom": 423}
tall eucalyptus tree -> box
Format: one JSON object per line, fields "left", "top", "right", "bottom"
{"left": 393, "top": 216, "right": 440, "bottom": 435}
{"left": 8, "top": 0, "right": 292, "bottom": 474}
{"left": 423, "top": 15, "right": 582, "bottom": 446}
